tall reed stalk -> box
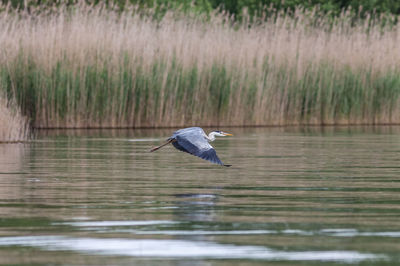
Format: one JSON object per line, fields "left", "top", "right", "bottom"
{"left": 1, "top": 4, "right": 400, "bottom": 128}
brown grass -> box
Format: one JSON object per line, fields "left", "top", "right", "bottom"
{"left": 0, "top": 4, "right": 400, "bottom": 128}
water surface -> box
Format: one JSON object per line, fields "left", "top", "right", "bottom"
{"left": 0, "top": 126, "right": 399, "bottom": 265}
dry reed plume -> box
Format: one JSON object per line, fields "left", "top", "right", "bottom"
{"left": 0, "top": 4, "right": 400, "bottom": 128}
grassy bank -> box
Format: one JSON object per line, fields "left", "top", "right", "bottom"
{"left": 1, "top": 4, "right": 400, "bottom": 128}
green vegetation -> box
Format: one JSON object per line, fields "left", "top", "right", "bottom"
{"left": 0, "top": 3, "right": 400, "bottom": 128}
{"left": 2, "top": 0, "right": 400, "bottom": 18}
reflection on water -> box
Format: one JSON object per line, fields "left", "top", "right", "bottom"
{"left": 0, "top": 126, "right": 400, "bottom": 265}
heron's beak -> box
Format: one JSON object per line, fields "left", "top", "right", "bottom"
{"left": 222, "top": 132, "right": 233, "bottom": 136}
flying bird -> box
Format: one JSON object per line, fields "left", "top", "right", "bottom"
{"left": 150, "top": 127, "right": 233, "bottom": 167}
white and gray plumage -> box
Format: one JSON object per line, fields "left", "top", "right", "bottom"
{"left": 150, "top": 127, "right": 233, "bottom": 167}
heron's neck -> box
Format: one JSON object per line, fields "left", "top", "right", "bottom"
{"left": 206, "top": 132, "right": 217, "bottom": 142}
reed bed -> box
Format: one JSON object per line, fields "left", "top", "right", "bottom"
{"left": 1, "top": 4, "right": 400, "bottom": 128}
{"left": 0, "top": 94, "right": 30, "bottom": 142}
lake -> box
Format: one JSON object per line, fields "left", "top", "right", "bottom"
{"left": 0, "top": 126, "right": 399, "bottom": 265}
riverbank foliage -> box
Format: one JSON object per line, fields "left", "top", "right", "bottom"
{"left": 1, "top": 3, "right": 400, "bottom": 128}
{"left": 3, "top": 0, "right": 400, "bottom": 18}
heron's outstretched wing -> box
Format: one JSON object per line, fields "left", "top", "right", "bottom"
{"left": 170, "top": 127, "right": 205, "bottom": 139}
{"left": 173, "top": 129, "right": 226, "bottom": 166}
{"left": 174, "top": 137, "right": 224, "bottom": 166}
{"left": 171, "top": 141, "right": 191, "bottom": 154}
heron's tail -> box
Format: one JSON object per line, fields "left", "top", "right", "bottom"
{"left": 149, "top": 139, "right": 173, "bottom": 152}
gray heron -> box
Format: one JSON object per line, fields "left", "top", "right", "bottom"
{"left": 150, "top": 127, "right": 233, "bottom": 167}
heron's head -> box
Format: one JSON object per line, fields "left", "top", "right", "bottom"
{"left": 207, "top": 130, "right": 233, "bottom": 141}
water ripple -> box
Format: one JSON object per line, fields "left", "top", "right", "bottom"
{"left": 0, "top": 236, "right": 385, "bottom": 262}
{"left": 58, "top": 221, "right": 400, "bottom": 238}
{"left": 58, "top": 220, "right": 178, "bottom": 227}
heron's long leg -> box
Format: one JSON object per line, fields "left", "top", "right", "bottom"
{"left": 149, "top": 139, "right": 174, "bottom": 152}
